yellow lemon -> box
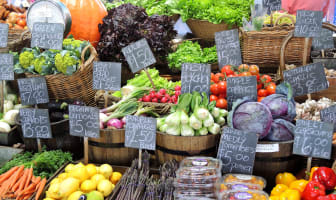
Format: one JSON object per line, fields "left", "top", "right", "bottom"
{"left": 59, "top": 177, "right": 80, "bottom": 198}
{"left": 58, "top": 173, "right": 68, "bottom": 180}
{"left": 96, "top": 167, "right": 100, "bottom": 174}
{"left": 97, "top": 180, "right": 114, "bottom": 197}
{"left": 86, "top": 191, "right": 104, "bottom": 200}
{"left": 86, "top": 164, "right": 97, "bottom": 178}
{"left": 67, "top": 191, "right": 83, "bottom": 200}
{"left": 91, "top": 174, "right": 105, "bottom": 185}
{"left": 74, "top": 162, "right": 85, "bottom": 169}
{"left": 99, "top": 164, "right": 113, "bottom": 179}
{"left": 81, "top": 180, "right": 97, "bottom": 193}
{"left": 47, "top": 182, "right": 62, "bottom": 199}
{"left": 43, "top": 198, "right": 55, "bottom": 200}
{"left": 68, "top": 167, "right": 89, "bottom": 183}
{"left": 50, "top": 178, "right": 62, "bottom": 185}
{"left": 110, "top": 172, "right": 122, "bottom": 185}
{"left": 65, "top": 164, "right": 75, "bottom": 173}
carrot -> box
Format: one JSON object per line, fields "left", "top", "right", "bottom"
{"left": 12, "top": 175, "right": 24, "bottom": 192}
{"left": 18, "top": 182, "right": 37, "bottom": 197}
{"left": 16, "top": 169, "right": 29, "bottom": 194}
{"left": 35, "top": 178, "right": 46, "bottom": 200}
{"left": 0, "top": 166, "right": 19, "bottom": 184}
{"left": 24, "top": 168, "right": 33, "bottom": 189}
{"left": 9, "top": 165, "right": 24, "bottom": 189}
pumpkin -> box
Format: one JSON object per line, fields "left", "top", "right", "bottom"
{"left": 60, "top": 0, "right": 107, "bottom": 48}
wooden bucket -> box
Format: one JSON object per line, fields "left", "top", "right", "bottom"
{"left": 88, "top": 129, "right": 138, "bottom": 166}
{"left": 156, "top": 132, "right": 220, "bottom": 164}
{"left": 253, "top": 141, "right": 302, "bottom": 191}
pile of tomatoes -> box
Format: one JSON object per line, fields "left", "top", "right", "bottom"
{"left": 210, "top": 64, "right": 277, "bottom": 109}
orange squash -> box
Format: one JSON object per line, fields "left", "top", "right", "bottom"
{"left": 60, "top": 0, "right": 107, "bottom": 48}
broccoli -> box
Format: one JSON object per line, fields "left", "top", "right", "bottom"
{"left": 55, "top": 52, "right": 80, "bottom": 75}
{"left": 19, "top": 51, "right": 34, "bottom": 69}
{"left": 32, "top": 57, "right": 46, "bottom": 74}
{"left": 63, "top": 38, "right": 85, "bottom": 48}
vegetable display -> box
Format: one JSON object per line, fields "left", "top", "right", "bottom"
{"left": 0, "top": 0, "right": 27, "bottom": 29}
{"left": 296, "top": 98, "right": 335, "bottom": 121}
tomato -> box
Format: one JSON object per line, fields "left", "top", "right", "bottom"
{"left": 210, "top": 84, "right": 219, "bottom": 95}
{"left": 218, "top": 93, "right": 226, "bottom": 98}
{"left": 255, "top": 74, "right": 260, "bottom": 81}
{"left": 238, "top": 64, "right": 249, "bottom": 72}
{"left": 216, "top": 98, "right": 227, "bottom": 109}
{"left": 215, "top": 73, "right": 225, "bottom": 81}
{"left": 257, "top": 83, "right": 263, "bottom": 90}
{"left": 266, "top": 82, "right": 276, "bottom": 95}
{"left": 218, "top": 81, "right": 227, "bottom": 94}
{"left": 261, "top": 75, "right": 272, "bottom": 84}
{"left": 17, "top": 19, "right": 26, "bottom": 27}
{"left": 248, "top": 65, "right": 259, "bottom": 75}
{"left": 239, "top": 72, "right": 252, "bottom": 76}
{"left": 210, "top": 95, "right": 218, "bottom": 102}
{"left": 258, "top": 96, "right": 265, "bottom": 102}
{"left": 258, "top": 89, "right": 268, "bottom": 97}
{"left": 212, "top": 73, "right": 219, "bottom": 83}
{"left": 221, "top": 65, "right": 234, "bottom": 76}
{"left": 227, "top": 74, "right": 236, "bottom": 77}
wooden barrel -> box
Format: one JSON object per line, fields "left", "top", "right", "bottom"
{"left": 88, "top": 129, "right": 138, "bottom": 166}
{"left": 156, "top": 132, "right": 220, "bottom": 164}
{"left": 253, "top": 140, "right": 302, "bottom": 191}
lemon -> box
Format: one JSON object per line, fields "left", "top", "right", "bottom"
{"left": 67, "top": 191, "right": 83, "bottom": 200}
{"left": 74, "top": 162, "right": 85, "bottom": 169}
{"left": 68, "top": 167, "right": 89, "bottom": 183}
{"left": 65, "top": 164, "right": 75, "bottom": 173}
{"left": 110, "top": 172, "right": 122, "bottom": 185}
{"left": 91, "top": 174, "right": 105, "bottom": 185}
{"left": 50, "top": 178, "right": 62, "bottom": 185}
{"left": 86, "top": 164, "right": 97, "bottom": 177}
{"left": 99, "top": 164, "right": 113, "bottom": 179}
{"left": 96, "top": 167, "right": 100, "bottom": 174}
{"left": 59, "top": 177, "right": 80, "bottom": 198}
{"left": 47, "top": 182, "right": 62, "bottom": 199}
{"left": 43, "top": 198, "right": 55, "bottom": 200}
{"left": 97, "top": 180, "right": 114, "bottom": 197}
{"left": 81, "top": 180, "right": 97, "bottom": 193}
{"left": 58, "top": 173, "right": 68, "bottom": 180}
{"left": 86, "top": 191, "right": 104, "bottom": 200}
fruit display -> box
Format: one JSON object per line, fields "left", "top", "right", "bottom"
{"left": 0, "top": 0, "right": 27, "bottom": 29}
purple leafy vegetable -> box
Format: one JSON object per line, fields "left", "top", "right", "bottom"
{"left": 265, "top": 119, "right": 295, "bottom": 141}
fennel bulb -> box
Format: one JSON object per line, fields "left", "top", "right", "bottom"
{"left": 189, "top": 114, "right": 202, "bottom": 130}
{"left": 181, "top": 124, "right": 194, "bottom": 136}
{"left": 203, "top": 114, "right": 214, "bottom": 127}
{"left": 208, "top": 123, "right": 220, "bottom": 135}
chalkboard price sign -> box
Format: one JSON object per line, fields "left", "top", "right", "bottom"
{"left": 0, "top": 54, "right": 14, "bottom": 80}
{"left": 69, "top": 105, "right": 100, "bottom": 138}
{"left": 125, "top": 115, "right": 156, "bottom": 151}
{"left": 312, "top": 28, "right": 335, "bottom": 50}
{"left": 227, "top": 76, "right": 257, "bottom": 109}
{"left": 293, "top": 119, "right": 333, "bottom": 159}
{"left": 18, "top": 77, "right": 49, "bottom": 105}
{"left": 215, "top": 29, "right": 242, "bottom": 69}
{"left": 181, "top": 63, "right": 211, "bottom": 96}
{"left": 263, "top": 0, "right": 281, "bottom": 15}
{"left": 31, "top": 22, "right": 64, "bottom": 50}
{"left": 217, "top": 127, "right": 258, "bottom": 174}
{"left": 93, "top": 61, "right": 121, "bottom": 91}
{"left": 121, "top": 38, "right": 156, "bottom": 73}
{"left": 321, "top": 105, "right": 336, "bottom": 132}
{"left": 294, "top": 10, "right": 323, "bottom": 38}
{"left": 19, "top": 108, "right": 52, "bottom": 139}
{"left": 0, "top": 23, "right": 8, "bottom": 48}
{"left": 283, "top": 62, "right": 328, "bottom": 97}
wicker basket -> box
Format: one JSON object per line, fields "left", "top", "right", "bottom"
{"left": 241, "top": 15, "right": 312, "bottom": 68}
{"left": 25, "top": 45, "right": 98, "bottom": 106}
{"left": 0, "top": 29, "right": 31, "bottom": 53}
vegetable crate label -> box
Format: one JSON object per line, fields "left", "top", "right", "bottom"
{"left": 0, "top": 54, "right": 14, "bottom": 80}
{"left": 93, "top": 61, "right": 121, "bottom": 91}
{"left": 294, "top": 10, "right": 323, "bottom": 38}
{"left": 227, "top": 76, "right": 257, "bottom": 110}
{"left": 18, "top": 77, "right": 49, "bottom": 105}
{"left": 19, "top": 108, "right": 52, "bottom": 139}
{"left": 215, "top": 29, "right": 242, "bottom": 69}
{"left": 0, "top": 23, "right": 8, "bottom": 48}
{"left": 321, "top": 105, "right": 336, "bottom": 132}
{"left": 217, "top": 127, "right": 258, "bottom": 174}
{"left": 262, "top": 0, "right": 281, "bottom": 15}
{"left": 125, "top": 115, "right": 156, "bottom": 151}
{"left": 293, "top": 119, "right": 333, "bottom": 159}
{"left": 121, "top": 38, "right": 156, "bottom": 73}
{"left": 181, "top": 63, "right": 211, "bottom": 96}
{"left": 283, "top": 62, "right": 328, "bottom": 97}
{"left": 312, "top": 28, "right": 335, "bottom": 50}
{"left": 31, "top": 22, "right": 64, "bottom": 50}
{"left": 69, "top": 105, "right": 100, "bottom": 138}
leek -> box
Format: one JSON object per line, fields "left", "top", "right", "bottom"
{"left": 103, "top": 101, "right": 138, "bottom": 123}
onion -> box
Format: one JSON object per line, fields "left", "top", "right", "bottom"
{"left": 107, "top": 118, "right": 123, "bottom": 129}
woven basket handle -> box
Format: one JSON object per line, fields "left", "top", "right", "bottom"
{"left": 274, "top": 14, "right": 295, "bottom": 27}
{"left": 79, "top": 45, "right": 97, "bottom": 72}
{"left": 19, "top": 29, "right": 30, "bottom": 41}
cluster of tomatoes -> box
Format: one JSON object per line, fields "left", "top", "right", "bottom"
{"left": 210, "top": 64, "right": 277, "bottom": 109}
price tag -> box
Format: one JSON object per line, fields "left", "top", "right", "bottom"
{"left": 19, "top": 108, "right": 52, "bottom": 139}
{"left": 227, "top": 76, "right": 257, "bottom": 110}
{"left": 125, "top": 115, "right": 156, "bottom": 151}
{"left": 0, "top": 54, "right": 14, "bottom": 80}
{"left": 0, "top": 23, "right": 8, "bottom": 48}
{"left": 321, "top": 105, "right": 336, "bottom": 132}
{"left": 18, "top": 77, "right": 49, "bottom": 105}
{"left": 217, "top": 127, "right": 258, "bottom": 174}
{"left": 294, "top": 10, "right": 323, "bottom": 38}
{"left": 31, "top": 22, "right": 64, "bottom": 50}
{"left": 215, "top": 29, "right": 242, "bottom": 69}
{"left": 312, "top": 28, "right": 335, "bottom": 50}
{"left": 181, "top": 63, "right": 211, "bottom": 96}
{"left": 293, "top": 119, "right": 333, "bottom": 159}
{"left": 262, "top": 0, "right": 282, "bottom": 15}
{"left": 69, "top": 105, "right": 100, "bottom": 138}
{"left": 93, "top": 61, "right": 122, "bottom": 91}
{"left": 121, "top": 38, "right": 156, "bottom": 73}
{"left": 283, "top": 62, "right": 328, "bottom": 97}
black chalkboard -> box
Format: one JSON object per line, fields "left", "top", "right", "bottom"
{"left": 69, "top": 105, "right": 100, "bottom": 138}
{"left": 121, "top": 38, "right": 156, "bottom": 73}
{"left": 283, "top": 62, "right": 328, "bottom": 97}
{"left": 93, "top": 61, "right": 121, "bottom": 91}
{"left": 0, "top": 54, "right": 14, "bottom": 80}
{"left": 294, "top": 10, "right": 323, "bottom": 38}
{"left": 19, "top": 108, "right": 52, "bottom": 139}
{"left": 215, "top": 29, "right": 242, "bottom": 69}
{"left": 312, "top": 28, "right": 335, "bottom": 50}
{"left": 217, "top": 127, "right": 258, "bottom": 174}
{"left": 293, "top": 119, "right": 333, "bottom": 159}
{"left": 18, "top": 77, "right": 49, "bottom": 105}
{"left": 31, "top": 22, "right": 64, "bottom": 50}
{"left": 0, "top": 23, "right": 8, "bottom": 48}
{"left": 321, "top": 105, "right": 336, "bottom": 132}
{"left": 263, "top": 0, "right": 282, "bottom": 15}
{"left": 125, "top": 115, "right": 156, "bottom": 151}
{"left": 227, "top": 76, "right": 257, "bottom": 110}
{"left": 181, "top": 63, "right": 211, "bottom": 96}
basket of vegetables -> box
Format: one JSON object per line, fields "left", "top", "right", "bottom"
{"left": 13, "top": 38, "right": 98, "bottom": 106}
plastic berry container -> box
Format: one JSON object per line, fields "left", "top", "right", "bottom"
{"left": 179, "top": 157, "right": 222, "bottom": 170}
{"left": 215, "top": 181, "right": 263, "bottom": 194}
{"left": 218, "top": 189, "right": 269, "bottom": 200}
{"left": 222, "top": 174, "right": 266, "bottom": 189}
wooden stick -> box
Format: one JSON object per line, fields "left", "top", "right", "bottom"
{"left": 138, "top": 149, "right": 142, "bottom": 169}
{"left": 35, "top": 104, "right": 42, "bottom": 152}
{"left": 1, "top": 80, "right": 4, "bottom": 114}
{"left": 306, "top": 157, "right": 313, "bottom": 180}
{"left": 84, "top": 137, "right": 88, "bottom": 164}
{"left": 144, "top": 68, "right": 155, "bottom": 89}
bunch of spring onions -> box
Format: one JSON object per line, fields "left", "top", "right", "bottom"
{"left": 157, "top": 92, "right": 228, "bottom": 136}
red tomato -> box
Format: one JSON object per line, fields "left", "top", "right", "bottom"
{"left": 257, "top": 83, "right": 263, "bottom": 90}
{"left": 210, "top": 84, "right": 219, "bottom": 95}
{"left": 227, "top": 74, "right": 236, "bottom": 77}
{"left": 17, "top": 19, "right": 26, "bottom": 27}
{"left": 266, "top": 82, "right": 276, "bottom": 95}
{"left": 261, "top": 75, "right": 272, "bottom": 84}
{"left": 258, "top": 89, "right": 268, "bottom": 97}
{"left": 218, "top": 81, "right": 227, "bottom": 94}
{"left": 238, "top": 64, "right": 249, "bottom": 72}
{"left": 258, "top": 96, "right": 265, "bottom": 102}
{"left": 216, "top": 98, "right": 227, "bottom": 109}
{"left": 210, "top": 95, "right": 218, "bottom": 102}
{"left": 221, "top": 65, "right": 234, "bottom": 76}
{"left": 248, "top": 65, "right": 259, "bottom": 75}
{"left": 239, "top": 72, "right": 252, "bottom": 76}
{"left": 215, "top": 73, "right": 225, "bottom": 81}
{"left": 255, "top": 74, "right": 260, "bottom": 81}
{"left": 218, "top": 93, "right": 227, "bottom": 99}
{"left": 212, "top": 73, "right": 219, "bottom": 83}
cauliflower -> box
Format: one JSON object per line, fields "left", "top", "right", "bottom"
{"left": 32, "top": 57, "right": 46, "bottom": 74}
{"left": 19, "top": 51, "right": 34, "bottom": 69}
{"left": 63, "top": 38, "right": 83, "bottom": 48}
{"left": 55, "top": 52, "right": 80, "bottom": 75}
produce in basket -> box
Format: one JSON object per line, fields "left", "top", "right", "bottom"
{"left": 263, "top": 11, "right": 296, "bottom": 26}
{"left": 0, "top": 0, "right": 27, "bottom": 29}
{"left": 296, "top": 97, "right": 335, "bottom": 121}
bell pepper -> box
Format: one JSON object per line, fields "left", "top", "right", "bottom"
{"left": 302, "top": 181, "right": 326, "bottom": 200}
{"left": 276, "top": 172, "right": 297, "bottom": 186}
{"left": 290, "top": 179, "right": 309, "bottom": 194}
{"left": 317, "top": 194, "right": 336, "bottom": 200}
{"left": 271, "top": 184, "right": 289, "bottom": 196}
{"left": 279, "top": 189, "right": 301, "bottom": 200}
{"left": 312, "top": 167, "right": 336, "bottom": 190}
{"left": 310, "top": 167, "right": 320, "bottom": 181}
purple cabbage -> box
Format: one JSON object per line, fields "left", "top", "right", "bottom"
{"left": 265, "top": 119, "right": 295, "bottom": 141}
